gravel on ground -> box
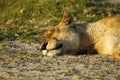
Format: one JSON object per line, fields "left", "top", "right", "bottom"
{"left": 0, "top": 41, "right": 120, "bottom": 80}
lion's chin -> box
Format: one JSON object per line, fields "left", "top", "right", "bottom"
{"left": 41, "top": 49, "right": 62, "bottom": 57}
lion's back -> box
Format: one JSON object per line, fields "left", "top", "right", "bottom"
{"left": 97, "top": 16, "right": 120, "bottom": 29}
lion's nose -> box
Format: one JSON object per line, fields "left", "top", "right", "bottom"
{"left": 41, "top": 42, "right": 48, "bottom": 50}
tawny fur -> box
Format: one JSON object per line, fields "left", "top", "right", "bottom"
{"left": 40, "top": 12, "right": 120, "bottom": 60}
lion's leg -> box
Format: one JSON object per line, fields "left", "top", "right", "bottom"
{"left": 94, "top": 37, "right": 111, "bottom": 55}
{"left": 104, "top": 36, "right": 120, "bottom": 60}
{"left": 95, "top": 36, "right": 120, "bottom": 60}
{"left": 113, "top": 51, "right": 120, "bottom": 60}
{"left": 111, "top": 38, "right": 120, "bottom": 60}
{"left": 107, "top": 36, "right": 120, "bottom": 60}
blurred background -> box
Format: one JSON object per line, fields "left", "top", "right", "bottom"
{"left": 0, "top": 0, "right": 120, "bottom": 42}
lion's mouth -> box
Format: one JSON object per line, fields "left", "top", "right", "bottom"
{"left": 40, "top": 43, "right": 63, "bottom": 57}
{"left": 52, "top": 43, "right": 63, "bottom": 50}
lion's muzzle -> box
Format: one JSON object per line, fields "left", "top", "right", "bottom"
{"left": 40, "top": 41, "right": 63, "bottom": 57}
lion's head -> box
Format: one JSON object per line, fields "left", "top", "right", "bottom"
{"left": 40, "top": 12, "right": 80, "bottom": 57}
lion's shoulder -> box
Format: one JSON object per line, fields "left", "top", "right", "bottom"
{"left": 97, "top": 16, "right": 120, "bottom": 28}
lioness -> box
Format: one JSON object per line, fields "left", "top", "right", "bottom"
{"left": 40, "top": 12, "right": 120, "bottom": 60}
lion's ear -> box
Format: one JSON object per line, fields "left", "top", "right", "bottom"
{"left": 61, "top": 11, "right": 73, "bottom": 25}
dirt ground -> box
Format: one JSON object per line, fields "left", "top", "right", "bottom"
{"left": 0, "top": 40, "right": 120, "bottom": 80}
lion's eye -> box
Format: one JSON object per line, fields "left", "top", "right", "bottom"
{"left": 41, "top": 42, "right": 48, "bottom": 50}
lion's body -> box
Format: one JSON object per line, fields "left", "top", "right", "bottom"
{"left": 75, "top": 16, "right": 120, "bottom": 55}
{"left": 40, "top": 12, "right": 120, "bottom": 60}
